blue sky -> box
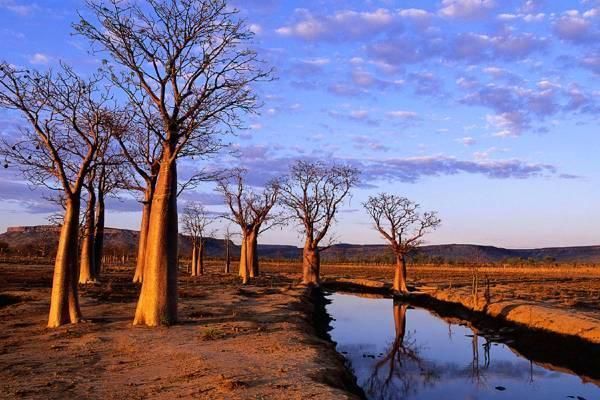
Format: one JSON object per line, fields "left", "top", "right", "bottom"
{"left": 0, "top": 0, "right": 599, "bottom": 248}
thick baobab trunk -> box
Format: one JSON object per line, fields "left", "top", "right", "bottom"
{"left": 240, "top": 231, "right": 257, "bottom": 283}
{"left": 248, "top": 230, "right": 258, "bottom": 278}
{"left": 93, "top": 189, "right": 105, "bottom": 276}
{"left": 190, "top": 242, "right": 198, "bottom": 276}
{"left": 239, "top": 231, "right": 249, "bottom": 284}
{"left": 133, "top": 152, "right": 178, "bottom": 327}
{"left": 302, "top": 243, "right": 320, "bottom": 286}
{"left": 190, "top": 241, "right": 204, "bottom": 276}
{"left": 79, "top": 188, "right": 96, "bottom": 284}
{"left": 393, "top": 254, "right": 409, "bottom": 293}
{"left": 48, "top": 196, "right": 83, "bottom": 328}
{"left": 133, "top": 186, "right": 153, "bottom": 283}
{"left": 198, "top": 241, "right": 204, "bottom": 275}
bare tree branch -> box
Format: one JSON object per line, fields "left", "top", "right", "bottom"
{"left": 280, "top": 161, "right": 359, "bottom": 250}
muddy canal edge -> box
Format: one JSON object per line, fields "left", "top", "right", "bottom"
{"left": 322, "top": 278, "right": 600, "bottom": 385}
{"left": 301, "top": 285, "right": 367, "bottom": 399}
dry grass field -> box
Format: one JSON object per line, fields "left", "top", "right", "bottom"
{"left": 260, "top": 262, "right": 600, "bottom": 313}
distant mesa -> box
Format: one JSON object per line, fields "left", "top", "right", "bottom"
{"left": 6, "top": 225, "right": 133, "bottom": 235}
{"left": 6, "top": 225, "right": 62, "bottom": 233}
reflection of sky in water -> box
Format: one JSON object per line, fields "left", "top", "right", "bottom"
{"left": 326, "top": 293, "right": 600, "bottom": 400}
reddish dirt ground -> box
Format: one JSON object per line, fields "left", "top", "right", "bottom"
{"left": 0, "top": 263, "right": 359, "bottom": 400}
{"left": 1, "top": 260, "right": 599, "bottom": 399}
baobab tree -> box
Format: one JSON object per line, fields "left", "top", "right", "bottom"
{"left": 0, "top": 63, "right": 113, "bottom": 327}
{"left": 114, "top": 109, "right": 218, "bottom": 283}
{"left": 76, "top": 0, "right": 271, "bottom": 326}
{"left": 217, "top": 171, "right": 280, "bottom": 284}
{"left": 363, "top": 194, "right": 441, "bottom": 294}
{"left": 109, "top": 110, "right": 162, "bottom": 284}
{"left": 181, "top": 202, "right": 213, "bottom": 277}
{"left": 93, "top": 152, "right": 130, "bottom": 276}
{"left": 79, "top": 135, "right": 128, "bottom": 283}
{"left": 79, "top": 170, "right": 98, "bottom": 283}
{"left": 280, "top": 161, "right": 359, "bottom": 286}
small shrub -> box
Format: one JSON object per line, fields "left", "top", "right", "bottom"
{"left": 201, "top": 327, "right": 223, "bottom": 341}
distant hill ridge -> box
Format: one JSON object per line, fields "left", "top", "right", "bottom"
{"left": 1, "top": 225, "right": 600, "bottom": 264}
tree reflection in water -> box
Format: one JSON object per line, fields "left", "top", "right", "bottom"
{"left": 365, "top": 302, "right": 440, "bottom": 399}
{"left": 328, "top": 293, "right": 599, "bottom": 400}
{"left": 365, "top": 301, "right": 497, "bottom": 399}
{"left": 470, "top": 334, "right": 491, "bottom": 387}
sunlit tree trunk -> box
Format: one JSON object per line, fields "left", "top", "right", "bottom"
{"left": 241, "top": 231, "right": 258, "bottom": 282}
{"left": 79, "top": 187, "right": 96, "bottom": 284}
{"left": 302, "top": 242, "right": 320, "bottom": 286}
{"left": 393, "top": 254, "right": 409, "bottom": 293}
{"left": 239, "top": 231, "right": 249, "bottom": 284}
{"left": 198, "top": 241, "right": 204, "bottom": 275}
{"left": 248, "top": 230, "right": 258, "bottom": 278}
{"left": 133, "top": 149, "right": 178, "bottom": 326}
{"left": 93, "top": 187, "right": 105, "bottom": 276}
{"left": 190, "top": 242, "right": 198, "bottom": 276}
{"left": 133, "top": 185, "right": 153, "bottom": 283}
{"left": 48, "top": 195, "right": 83, "bottom": 327}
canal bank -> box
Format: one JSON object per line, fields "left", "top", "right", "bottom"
{"left": 320, "top": 279, "right": 600, "bottom": 387}
{"left": 322, "top": 290, "right": 600, "bottom": 400}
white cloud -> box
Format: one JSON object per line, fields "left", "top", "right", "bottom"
{"left": 523, "top": 13, "right": 545, "bottom": 22}
{"left": 553, "top": 8, "right": 599, "bottom": 43}
{"left": 350, "top": 110, "right": 369, "bottom": 120}
{"left": 249, "top": 23, "right": 263, "bottom": 35}
{"left": 300, "top": 57, "right": 330, "bottom": 66}
{"left": 439, "top": 0, "right": 496, "bottom": 19}
{"left": 498, "top": 12, "right": 545, "bottom": 22}
{"left": 399, "top": 8, "right": 431, "bottom": 19}
{"left": 583, "top": 8, "right": 599, "bottom": 18}
{"left": 386, "top": 110, "right": 418, "bottom": 119}
{"left": 29, "top": 53, "right": 50, "bottom": 65}
{"left": 458, "top": 136, "right": 476, "bottom": 146}
{"left": 520, "top": 0, "right": 543, "bottom": 14}
{"left": 486, "top": 112, "right": 525, "bottom": 137}
{"left": 0, "top": 0, "right": 36, "bottom": 16}
{"left": 276, "top": 8, "right": 398, "bottom": 41}
{"left": 352, "top": 135, "right": 390, "bottom": 152}
{"left": 398, "top": 8, "right": 432, "bottom": 27}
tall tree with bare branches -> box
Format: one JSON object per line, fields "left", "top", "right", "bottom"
{"left": 363, "top": 194, "right": 441, "bottom": 293}
{"left": 181, "top": 202, "right": 213, "bottom": 276}
{"left": 93, "top": 151, "right": 130, "bottom": 276}
{"left": 108, "top": 108, "right": 162, "bottom": 284}
{"left": 217, "top": 171, "right": 280, "bottom": 284}
{"left": 280, "top": 161, "right": 359, "bottom": 286}
{"left": 79, "top": 130, "right": 129, "bottom": 283}
{"left": 0, "top": 63, "right": 113, "bottom": 327}
{"left": 112, "top": 108, "right": 219, "bottom": 284}
{"left": 79, "top": 168, "right": 98, "bottom": 283}
{"left": 76, "top": 0, "right": 271, "bottom": 325}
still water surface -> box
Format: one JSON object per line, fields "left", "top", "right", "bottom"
{"left": 326, "top": 292, "right": 600, "bottom": 400}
